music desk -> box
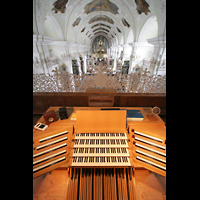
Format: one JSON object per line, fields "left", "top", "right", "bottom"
{"left": 33, "top": 106, "right": 166, "bottom": 200}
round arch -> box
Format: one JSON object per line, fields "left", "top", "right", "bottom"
{"left": 44, "top": 13, "right": 64, "bottom": 41}
{"left": 138, "top": 15, "right": 158, "bottom": 42}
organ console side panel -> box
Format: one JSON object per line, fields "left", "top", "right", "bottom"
{"left": 128, "top": 124, "right": 166, "bottom": 177}
{"left": 33, "top": 120, "right": 74, "bottom": 178}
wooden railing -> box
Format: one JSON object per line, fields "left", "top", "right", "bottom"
{"left": 33, "top": 92, "right": 166, "bottom": 115}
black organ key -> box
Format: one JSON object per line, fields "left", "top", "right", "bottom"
{"left": 120, "top": 133, "right": 125, "bottom": 136}
{"left": 90, "top": 139, "right": 95, "bottom": 144}
{"left": 84, "top": 157, "right": 88, "bottom": 162}
{"left": 85, "top": 148, "right": 88, "bottom": 153}
{"left": 100, "top": 148, "right": 105, "bottom": 153}
{"left": 75, "top": 139, "right": 78, "bottom": 145}
{"left": 106, "top": 148, "right": 109, "bottom": 153}
{"left": 100, "top": 139, "right": 105, "bottom": 144}
{"left": 80, "top": 140, "right": 85, "bottom": 144}
{"left": 89, "top": 148, "right": 94, "bottom": 153}
{"left": 86, "top": 139, "right": 89, "bottom": 144}
{"left": 73, "top": 157, "right": 77, "bottom": 163}
{"left": 74, "top": 148, "right": 77, "bottom": 153}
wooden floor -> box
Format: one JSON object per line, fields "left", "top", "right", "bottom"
{"left": 33, "top": 169, "right": 166, "bottom": 200}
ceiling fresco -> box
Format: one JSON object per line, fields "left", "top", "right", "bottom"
{"left": 116, "top": 27, "right": 121, "bottom": 33}
{"left": 88, "top": 15, "right": 114, "bottom": 24}
{"left": 81, "top": 27, "right": 86, "bottom": 32}
{"left": 84, "top": 0, "right": 119, "bottom": 15}
{"left": 51, "top": 0, "right": 69, "bottom": 13}
{"left": 121, "top": 17, "right": 130, "bottom": 28}
{"left": 94, "top": 31, "right": 108, "bottom": 35}
{"left": 72, "top": 17, "right": 81, "bottom": 27}
{"left": 93, "top": 27, "right": 109, "bottom": 33}
{"left": 91, "top": 23, "right": 111, "bottom": 29}
{"left": 135, "top": 0, "right": 151, "bottom": 15}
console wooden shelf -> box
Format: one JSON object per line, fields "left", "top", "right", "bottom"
{"left": 86, "top": 88, "right": 116, "bottom": 107}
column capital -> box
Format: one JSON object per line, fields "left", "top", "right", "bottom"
{"left": 147, "top": 36, "right": 166, "bottom": 47}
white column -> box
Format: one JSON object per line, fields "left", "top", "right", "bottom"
{"left": 147, "top": 36, "right": 166, "bottom": 75}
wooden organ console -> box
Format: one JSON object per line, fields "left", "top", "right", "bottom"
{"left": 33, "top": 107, "right": 166, "bottom": 200}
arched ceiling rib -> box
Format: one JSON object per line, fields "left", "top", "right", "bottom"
{"left": 38, "top": 0, "right": 166, "bottom": 47}
{"left": 64, "top": 0, "right": 136, "bottom": 46}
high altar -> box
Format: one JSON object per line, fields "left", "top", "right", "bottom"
{"left": 92, "top": 36, "right": 108, "bottom": 59}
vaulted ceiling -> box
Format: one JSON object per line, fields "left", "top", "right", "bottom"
{"left": 34, "top": 0, "right": 166, "bottom": 47}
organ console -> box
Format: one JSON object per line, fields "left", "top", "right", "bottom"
{"left": 33, "top": 107, "right": 166, "bottom": 199}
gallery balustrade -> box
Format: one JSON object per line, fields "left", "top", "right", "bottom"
{"left": 33, "top": 71, "right": 166, "bottom": 93}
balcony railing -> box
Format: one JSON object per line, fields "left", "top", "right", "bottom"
{"left": 33, "top": 72, "right": 166, "bottom": 93}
